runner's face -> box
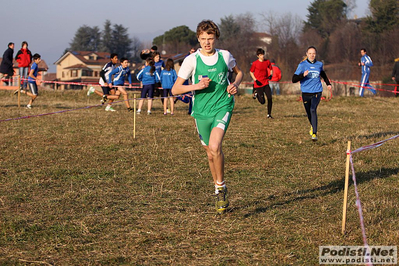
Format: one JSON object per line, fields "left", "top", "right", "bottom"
{"left": 198, "top": 32, "right": 216, "bottom": 55}
{"left": 306, "top": 48, "right": 316, "bottom": 61}
{"left": 360, "top": 50, "right": 366, "bottom": 56}
{"left": 111, "top": 56, "right": 118, "bottom": 64}
{"left": 121, "top": 60, "right": 128, "bottom": 68}
{"left": 257, "top": 54, "right": 265, "bottom": 61}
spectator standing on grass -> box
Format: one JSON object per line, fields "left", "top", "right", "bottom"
{"left": 153, "top": 51, "right": 165, "bottom": 105}
{"left": 172, "top": 20, "right": 243, "bottom": 214}
{"left": 160, "top": 58, "right": 177, "bottom": 115}
{"left": 358, "top": 48, "right": 376, "bottom": 97}
{"left": 292, "top": 46, "right": 331, "bottom": 142}
{"left": 392, "top": 57, "right": 399, "bottom": 97}
{"left": 107, "top": 58, "right": 133, "bottom": 112}
{"left": 87, "top": 53, "right": 118, "bottom": 111}
{"left": 14, "top": 53, "right": 41, "bottom": 109}
{"left": 0, "top": 42, "right": 14, "bottom": 86}
{"left": 250, "top": 48, "right": 274, "bottom": 118}
{"left": 269, "top": 59, "right": 282, "bottom": 96}
{"left": 15, "top": 41, "right": 32, "bottom": 90}
{"left": 136, "top": 57, "right": 160, "bottom": 115}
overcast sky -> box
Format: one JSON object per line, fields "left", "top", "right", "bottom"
{"left": 1, "top": 0, "right": 370, "bottom": 72}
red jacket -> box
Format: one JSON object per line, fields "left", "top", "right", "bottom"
{"left": 15, "top": 48, "right": 32, "bottom": 68}
{"left": 270, "top": 63, "right": 282, "bottom": 82}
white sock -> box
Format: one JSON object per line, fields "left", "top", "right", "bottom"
{"left": 215, "top": 181, "right": 226, "bottom": 194}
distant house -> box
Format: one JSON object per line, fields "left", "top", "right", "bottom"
{"left": 54, "top": 51, "right": 111, "bottom": 90}
{"left": 0, "top": 58, "right": 48, "bottom": 86}
{"left": 42, "top": 72, "right": 57, "bottom": 90}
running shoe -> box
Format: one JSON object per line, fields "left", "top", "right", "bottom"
{"left": 309, "top": 126, "right": 313, "bottom": 136}
{"left": 26, "top": 104, "right": 32, "bottom": 109}
{"left": 147, "top": 110, "right": 151, "bottom": 115}
{"left": 127, "top": 107, "right": 134, "bottom": 112}
{"left": 87, "top": 86, "right": 95, "bottom": 96}
{"left": 267, "top": 114, "right": 274, "bottom": 119}
{"left": 101, "top": 95, "right": 107, "bottom": 104}
{"left": 105, "top": 106, "right": 116, "bottom": 112}
{"left": 136, "top": 109, "right": 141, "bottom": 114}
{"left": 166, "top": 108, "right": 171, "bottom": 114}
{"left": 312, "top": 133, "right": 318, "bottom": 141}
{"left": 215, "top": 186, "right": 229, "bottom": 214}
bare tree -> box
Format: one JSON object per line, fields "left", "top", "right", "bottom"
{"left": 130, "top": 36, "right": 143, "bottom": 61}
{"left": 259, "top": 11, "right": 304, "bottom": 77}
{"left": 344, "top": 0, "right": 357, "bottom": 17}
{"left": 219, "top": 13, "right": 263, "bottom": 76}
{"left": 260, "top": 11, "right": 303, "bottom": 48}
{"left": 329, "top": 20, "right": 361, "bottom": 63}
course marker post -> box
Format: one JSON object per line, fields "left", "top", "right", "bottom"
{"left": 134, "top": 96, "right": 136, "bottom": 138}
{"left": 17, "top": 76, "right": 21, "bottom": 107}
{"left": 132, "top": 92, "right": 139, "bottom": 139}
{"left": 342, "top": 141, "right": 351, "bottom": 235}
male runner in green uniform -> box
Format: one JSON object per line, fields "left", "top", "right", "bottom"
{"left": 172, "top": 20, "right": 243, "bottom": 214}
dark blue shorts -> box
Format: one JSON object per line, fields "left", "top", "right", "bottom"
{"left": 28, "top": 82, "right": 38, "bottom": 95}
{"left": 101, "top": 86, "right": 115, "bottom": 95}
{"left": 141, "top": 84, "right": 154, "bottom": 99}
{"left": 163, "top": 88, "right": 173, "bottom": 98}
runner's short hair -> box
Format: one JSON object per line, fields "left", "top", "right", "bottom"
{"left": 196, "top": 20, "right": 220, "bottom": 39}
{"left": 256, "top": 48, "right": 265, "bottom": 55}
{"left": 33, "top": 53, "right": 41, "bottom": 60}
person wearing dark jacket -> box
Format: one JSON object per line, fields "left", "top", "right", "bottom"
{"left": 0, "top": 42, "right": 15, "bottom": 85}
{"left": 15, "top": 41, "right": 32, "bottom": 89}
{"left": 140, "top": 45, "right": 157, "bottom": 61}
{"left": 392, "top": 58, "right": 399, "bottom": 97}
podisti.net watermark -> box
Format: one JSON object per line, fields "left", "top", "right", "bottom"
{"left": 319, "top": 246, "right": 397, "bottom": 264}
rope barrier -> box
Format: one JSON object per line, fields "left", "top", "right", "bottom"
{"left": 343, "top": 134, "right": 399, "bottom": 266}
{"left": 0, "top": 77, "right": 397, "bottom": 122}
{"left": 2, "top": 77, "right": 397, "bottom": 95}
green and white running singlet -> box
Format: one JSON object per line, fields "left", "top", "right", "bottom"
{"left": 178, "top": 49, "right": 237, "bottom": 145}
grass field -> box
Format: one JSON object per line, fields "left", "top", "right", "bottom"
{"left": 1, "top": 89, "right": 398, "bottom": 265}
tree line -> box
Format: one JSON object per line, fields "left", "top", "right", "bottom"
{"left": 65, "top": 20, "right": 142, "bottom": 61}
{"left": 66, "top": 0, "right": 398, "bottom": 81}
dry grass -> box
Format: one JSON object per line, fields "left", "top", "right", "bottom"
{"left": 0, "top": 90, "right": 398, "bottom": 265}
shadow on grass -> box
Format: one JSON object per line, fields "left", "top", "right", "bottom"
{"left": 283, "top": 114, "right": 307, "bottom": 118}
{"left": 356, "top": 131, "right": 399, "bottom": 140}
{"left": 243, "top": 167, "right": 399, "bottom": 218}
{"left": 327, "top": 131, "right": 399, "bottom": 145}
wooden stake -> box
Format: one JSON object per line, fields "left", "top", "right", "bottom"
{"left": 133, "top": 93, "right": 136, "bottom": 139}
{"left": 342, "top": 141, "right": 351, "bottom": 235}
{"left": 17, "top": 76, "right": 21, "bottom": 108}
